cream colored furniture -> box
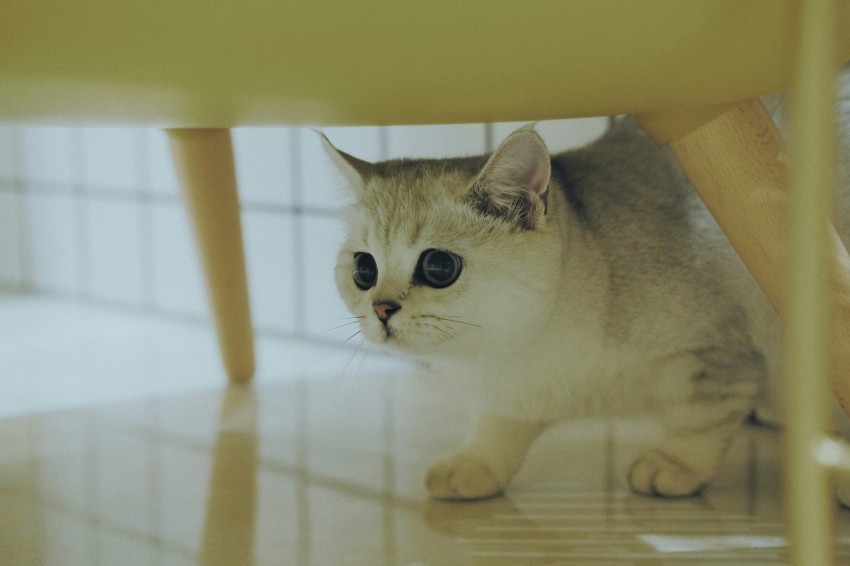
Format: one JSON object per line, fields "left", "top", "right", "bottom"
{"left": 2, "top": 2, "right": 850, "bottom": 563}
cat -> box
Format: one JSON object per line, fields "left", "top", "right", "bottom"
{"left": 321, "top": 94, "right": 850, "bottom": 502}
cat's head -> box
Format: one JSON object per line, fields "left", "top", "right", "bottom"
{"left": 323, "top": 126, "right": 561, "bottom": 359}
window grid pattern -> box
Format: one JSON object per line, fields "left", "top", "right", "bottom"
{"left": 0, "top": 119, "right": 609, "bottom": 345}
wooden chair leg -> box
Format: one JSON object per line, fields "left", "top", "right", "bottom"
{"left": 636, "top": 99, "right": 849, "bottom": 412}
{"left": 167, "top": 128, "right": 255, "bottom": 383}
{"left": 637, "top": 11, "right": 843, "bottom": 554}
{"left": 639, "top": 97, "right": 839, "bottom": 566}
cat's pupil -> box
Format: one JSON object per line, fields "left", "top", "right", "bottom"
{"left": 418, "top": 249, "right": 462, "bottom": 289}
{"left": 353, "top": 252, "right": 378, "bottom": 290}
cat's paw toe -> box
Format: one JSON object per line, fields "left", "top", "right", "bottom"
{"left": 628, "top": 451, "right": 708, "bottom": 498}
{"left": 425, "top": 453, "right": 503, "bottom": 500}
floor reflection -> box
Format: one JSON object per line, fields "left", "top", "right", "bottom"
{"left": 6, "top": 372, "right": 850, "bottom": 564}
{"left": 200, "top": 385, "right": 258, "bottom": 565}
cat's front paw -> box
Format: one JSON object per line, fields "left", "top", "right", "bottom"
{"left": 628, "top": 450, "right": 709, "bottom": 498}
{"left": 425, "top": 452, "right": 504, "bottom": 501}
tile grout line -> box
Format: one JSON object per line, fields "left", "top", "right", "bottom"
{"left": 71, "top": 128, "right": 93, "bottom": 300}
{"left": 290, "top": 128, "right": 307, "bottom": 334}
{"left": 136, "top": 128, "right": 157, "bottom": 309}
{"left": 13, "top": 127, "right": 34, "bottom": 291}
{"left": 0, "top": 178, "right": 342, "bottom": 218}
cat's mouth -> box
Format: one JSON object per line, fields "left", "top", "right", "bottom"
{"left": 375, "top": 327, "right": 408, "bottom": 352}
{"left": 368, "top": 314, "right": 480, "bottom": 353}
{"left": 381, "top": 325, "right": 410, "bottom": 349}
{"left": 370, "top": 319, "right": 420, "bottom": 352}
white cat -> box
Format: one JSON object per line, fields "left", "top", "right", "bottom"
{"left": 322, "top": 96, "right": 850, "bottom": 501}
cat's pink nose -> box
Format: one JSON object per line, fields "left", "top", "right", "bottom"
{"left": 373, "top": 301, "right": 401, "bottom": 322}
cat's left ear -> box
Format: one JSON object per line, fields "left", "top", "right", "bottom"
{"left": 318, "top": 131, "right": 373, "bottom": 193}
{"left": 467, "top": 125, "right": 551, "bottom": 230}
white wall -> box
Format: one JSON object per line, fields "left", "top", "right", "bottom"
{"left": 0, "top": 119, "right": 607, "bottom": 344}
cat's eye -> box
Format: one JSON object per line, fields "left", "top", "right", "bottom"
{"left": 417, "top": 249, "right": 462, "bottom": 289}
{"left": 353, "top": 252, "right": 378, "bottom": 290}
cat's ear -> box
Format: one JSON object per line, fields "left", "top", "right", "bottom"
{"left": 467, "top": 125, "right": 551, "bottom": 230}
{"left": 318, "top": 131, "right": 373, "bottom": 193}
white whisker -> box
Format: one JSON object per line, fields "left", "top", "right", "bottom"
{"left": 354, "top": 340, "right": 373, "bottom": 379}
{"left": 433, "top": 316, "right": 482, "bottom": 329}
{"left": 319, "top": 317, "right": 365, "bottom": 334}
{"left": 339, "top": 334, "right": 366, "bottom": 379}
{"left": 304, "top": 326, "right": 364, "bottom": 376}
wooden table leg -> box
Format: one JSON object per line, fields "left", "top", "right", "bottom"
{"left": 167, "top": 128, "right": 255, "bottom": 384}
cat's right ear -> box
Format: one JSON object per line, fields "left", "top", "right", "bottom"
{"left": 467, "top": 125, "right": 551, "bottom": 230}
{"left": 318, "top": 131, "right": 373, "bottom": 193}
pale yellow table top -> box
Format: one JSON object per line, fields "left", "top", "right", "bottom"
{"left": 2, "top": 1, "right": 849, "bottom": 127}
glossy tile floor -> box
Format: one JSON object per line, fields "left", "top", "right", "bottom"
{"left": 4, "top": 295, "right": 850, "bottom": 565}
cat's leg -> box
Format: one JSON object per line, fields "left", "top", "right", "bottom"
{"left": 426, "top": 413, "right": 546, "bottom": 500}
{"left": 628, "top": 349, "right": 763, "bottom": 497}
{"left": 628, "top": 418, "right": 744, "bottom": 497}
